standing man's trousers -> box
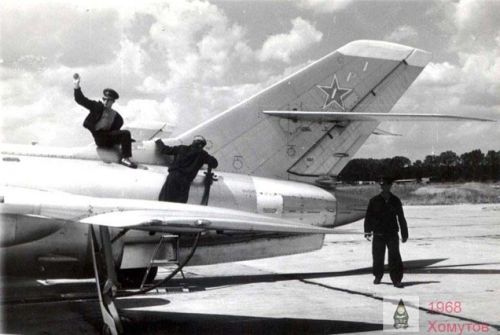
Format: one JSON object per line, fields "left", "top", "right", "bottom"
{"left": 372, "top": 233, "right": 404, "bottom": 284}
{"left": 158, "top": 171, "right": 191, "bottom": 203}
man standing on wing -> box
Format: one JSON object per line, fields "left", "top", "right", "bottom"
{"left": 156, "top": 136, "right": 218, "bottom": 203}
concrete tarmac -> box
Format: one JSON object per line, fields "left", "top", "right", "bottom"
{"left": 1, "top": 204, "right": 499, "bottom": 334}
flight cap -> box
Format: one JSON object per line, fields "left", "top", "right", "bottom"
{"left": 193, "top": 135, "right": 207, "bottom": 147}
{"left": 103, "top": 88, "right": 119, "bottom": 100}
{"left": 380, "top": 176, "right": 394, "bottom": 185}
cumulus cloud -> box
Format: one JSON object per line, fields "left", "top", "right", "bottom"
{"left": 1, "top": 3, "right": 121, "bottom": 68}
{"left": 358, "top": 14, "right": 499, "bottom": 161}
{"left": 2, "top": 0, "right": 497, "bottom": 161}
{"left": 130, "top": 1, "right": 258, "bottom": 99}
{"left": 417, "top": 62, "right": 460, "bottom": 87}
{"left": 384, "top": 25, "right": 418, "bottom": 43}
{"left": 413, "top": 19, "right": 499, "bottom": 110}
{"left": 458, "top": 48, "right": 500, "bottom": 107}
{"left": 1, "top": 1, "right": 323, "bottom": 145}
{"left": 410, "top": 54, "right": 499, "bottom": 113}
{"left": 295, "top": 0, "right": 355, "bottom": 13}
{"left": 257, "top": 17, "right": 322, "bottom": 63}
{"left": 454, "top": 0, "right": 491, "bottom": 30}
{"left": 451, "top": 0, "right": 500, "bottom": 51}
{"left": 419, "top": 1, "right": 500, "bottom": 111}
{"left": 0, "top": 80, "right": 87, "bottom": 145}
{"left": 122, "top": 98, "right": 178, "bottom": 129}
{"left": 0, "top": 0, "right": 268, "bottom": 145}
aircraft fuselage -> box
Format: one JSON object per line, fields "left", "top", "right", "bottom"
{"left": 0, "top": 146, "right": 365, "bottom": 278}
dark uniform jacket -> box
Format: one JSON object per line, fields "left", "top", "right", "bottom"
{"left": 157, "top": 142, "right": 218, "bottom": 182}
{"left": 74, "top": 88, "right": 123, "bottom": 134}
{"left": 364, "top": 193, "right": 408, "bottom": 239}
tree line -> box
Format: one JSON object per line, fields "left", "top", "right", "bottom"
{"left": 338, "top": 149, "right": 500, "bottom": 183}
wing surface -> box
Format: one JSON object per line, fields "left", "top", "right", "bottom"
{"left": 80, "top": 209, "right": 333, "bottom": 234}
{"left": 0, "top": 186, "right": 335, "bottom": 234}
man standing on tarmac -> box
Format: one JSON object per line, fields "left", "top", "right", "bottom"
{"left": 73, "top": 73, "right": 137, "bottom": 168}
{"left": 364, "top": 177, "right": 408, "bottom": 288}
{"left": 156, "top": 136, "right": 218, "bottom": 203}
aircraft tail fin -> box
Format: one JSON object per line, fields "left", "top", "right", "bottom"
{"left": 176, "top": 40, "right": 432, "bottom": 180}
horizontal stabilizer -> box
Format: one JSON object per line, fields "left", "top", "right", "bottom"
{"left": 373, "top": 128, "right": 402, "bottom": 136}
{"left": 263, "top": 111, "right": 495, "bottom": 122}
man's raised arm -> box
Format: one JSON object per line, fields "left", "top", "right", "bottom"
{"left": 73, "top": 73, "right": 99, "bottom": 111}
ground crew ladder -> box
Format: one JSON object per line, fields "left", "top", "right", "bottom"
{"left": 140, "top": 234, "right": 182, "bottom": 289}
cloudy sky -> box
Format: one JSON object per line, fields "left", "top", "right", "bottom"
{"left": 1, "top": 0, "right": 498, "bottom": 161}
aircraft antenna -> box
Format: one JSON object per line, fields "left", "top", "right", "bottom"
{"left": 148, "top": 123, "right": 168, "bottom": 141}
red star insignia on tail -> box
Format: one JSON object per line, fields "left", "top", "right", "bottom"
{"left": 317, "top": 75, "right": 352, "bottom": 110}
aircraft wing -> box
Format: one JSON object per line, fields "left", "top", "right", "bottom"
{"left": 80, "top": 209, "right": 333, "bottom": 234}
{"left": 263, "top": 111, "right": 495, "bottom": 122}
{"left": 0, "top": 186, "right": 335, "bottom": 235}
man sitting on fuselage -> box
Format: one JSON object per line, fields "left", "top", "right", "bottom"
{"left": 73, "top": 73, "right": 137, "bottom": 168}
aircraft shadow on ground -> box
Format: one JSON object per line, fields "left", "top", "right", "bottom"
{"left": 4, "top": 258, "right": 500, "bottom": 334}
{"left": 3, "top": 303, "right": 382, "bottom": 335}
{"left": 168, "top": 258, "right": 449, "bottom": 289}
{"left": 121, "top": 310, "right": 382, "bottom": 335}
{"left": 1, "top": 298, "right": 171, "bottom": 335}
{"left": 4, "top": 259, "right": 498, "bottom": 304}
{"left": 167, "top": 259, "right": 500, "bottom": 290}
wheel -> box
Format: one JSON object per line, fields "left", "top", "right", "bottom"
{"left": 117, "top": 267, "right": 158, "bottom": 288}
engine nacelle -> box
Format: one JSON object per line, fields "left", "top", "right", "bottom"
{"left": 1, "top": 217, "right": 92, "bottom": 278}
{"left": 333, "top": 190, "right": 369, "bottom": 227}
{"left": 0, "top": 214, "right": 63, "bottom": 247}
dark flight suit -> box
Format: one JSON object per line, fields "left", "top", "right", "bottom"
{"left": 364, "top": 193, "right": 408, "bottom": 284}
{"left": 74, "top": 88, "right": 133, "bottom": 158}
{"left": 157, "top": 141, "right": 218, "bottom": 203}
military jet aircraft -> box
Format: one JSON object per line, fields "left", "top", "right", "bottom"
{"left": 0, "top": 40, "right": 492, "bottom": 334}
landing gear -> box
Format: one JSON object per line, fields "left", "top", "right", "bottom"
{"left": 90, "top": 226, "right": 123, "bottom": 335}
{"left": 89, "top": 226, "right": 202, "bottom": 334}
